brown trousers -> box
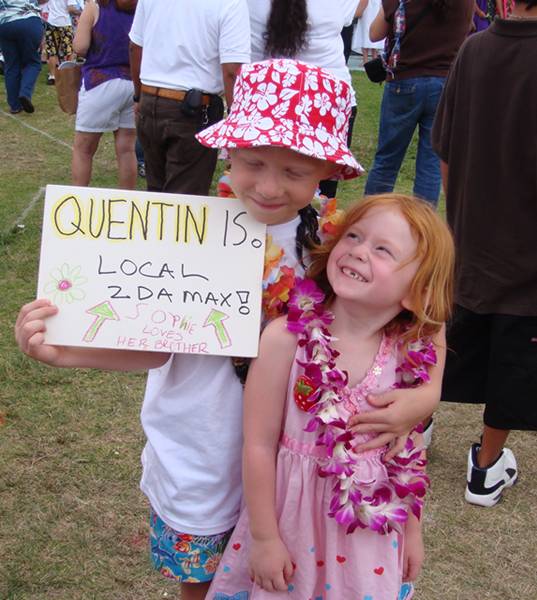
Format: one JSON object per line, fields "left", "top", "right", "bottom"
{"left": 137, "top": 93, "right": 224, "bottom": 195}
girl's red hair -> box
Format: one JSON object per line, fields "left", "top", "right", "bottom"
{"left": 308, "top": 194, "right": 455, "bottom": 351}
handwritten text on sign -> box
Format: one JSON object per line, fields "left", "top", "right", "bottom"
{"left": 37, "top": 185, "right": 266, "bottom": 357}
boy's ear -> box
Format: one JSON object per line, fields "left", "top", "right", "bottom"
{"left": 324, "top": 163, "right": 340, "bottom": 179}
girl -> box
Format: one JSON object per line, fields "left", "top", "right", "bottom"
{"left": 15, "top": 61, "right": 441, "bottom": 600}
{"left": 208, "top": 194, "right": 454, "bottom": 599}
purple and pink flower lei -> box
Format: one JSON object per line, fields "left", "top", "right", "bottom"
{"left": 287, "top": 278, "right": 434, "bottom": 535}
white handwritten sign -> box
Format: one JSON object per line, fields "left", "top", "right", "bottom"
{"left": 37, "top": 185, "right": 266, "bottom": 357}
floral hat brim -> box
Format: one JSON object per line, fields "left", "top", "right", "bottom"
{"left": 196, "top": 59, "right": 364, "bottom": 181}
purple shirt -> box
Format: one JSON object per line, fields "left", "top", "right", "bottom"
{"left": 81, "top": 0, "right": 133, "bottom": 91}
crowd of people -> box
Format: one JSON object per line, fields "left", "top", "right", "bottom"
{"left": 6, "top": 0, "right": 537, "bottom": 598}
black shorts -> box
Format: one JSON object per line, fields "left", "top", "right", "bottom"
{"left": 441, "top": 305, "right": 537, "bottom": 431}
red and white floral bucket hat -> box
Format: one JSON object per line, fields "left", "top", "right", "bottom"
{"left": 196, "top": 59, "right": 364, "bottom": 180}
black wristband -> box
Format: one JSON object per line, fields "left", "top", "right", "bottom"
{"left": 133, "top": 94, "right": 140, "bottom": 103}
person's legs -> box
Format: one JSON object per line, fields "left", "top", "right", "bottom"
{"left": 180, "top": 581, "right": 211, "bottom": 600}
{"left": 16, "top": 16, "right": 43, "bottom": 105}
{"left": 414, "top": 77, "right": 446, "bottom": 206}
{"left": 47, "top": 55, "right": 59, "bottom": 79}
{"left": 113, "top": 128, "right": 137, "bottom": 190}
{"left": 464, "top": 313, "right": 537, "bottom": 506}
{"left": 135, "top": 137, "right": 145, "bottom": 164}
{"left": 45, "top": 24, "right": 60, "bottom": 79}
{"left": 137, "top": 95, "right": 167, "bottom": 192}
{"left": 365, "top": 78, "right": 421, "bottom": 197}
{"left": 149, "top": 508, "right": 232, "bottom": 600}
{"left": 477, "top": 426, "right": 510, "bottom": 468}
{"left": 0, "top": 21, "right": 23, "bottom": 111}
{"left": 72, "top": 131, "right": 102, "bottom": 186}
{"left": 57, "top": 25, "right": 74, "bottom": 63}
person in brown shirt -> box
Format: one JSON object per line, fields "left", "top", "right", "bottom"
{"left": 364, "top": 0, "right": 473, "bottom": 206}
{"left": 432, "top": 0, "right": 537, "bottom": 507}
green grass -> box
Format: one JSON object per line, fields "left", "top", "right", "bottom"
{"left": 1, "top": 70, "right": 536, "bottom": 600}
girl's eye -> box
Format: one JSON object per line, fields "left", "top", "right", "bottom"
{"left": 285, "top": 169, "right": 304, "bottom": 179}
{"left": 377, "top": 246, "right": 394, "bottom": 257}
{"left": 346, "top": 231, "right": 360, "bottom": 240}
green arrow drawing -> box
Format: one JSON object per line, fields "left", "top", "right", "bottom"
{"left": 83, "top": 301, "right": 120, "bottom": 343}
{"left": 203, "top": 309, "right": 231, "bottom": 349}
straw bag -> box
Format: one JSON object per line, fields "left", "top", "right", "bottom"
{"left": 55, "top": 61, "right": 82, "bottom": 115}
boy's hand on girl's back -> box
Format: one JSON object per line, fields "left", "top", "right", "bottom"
{"left": 249, "top": 536, "right": 294, "bottom": 593}
{"left": 15, "top": 299, "right": 64, "bottom": 366}
{"left": 349, "top": 386, "right": 438, "bottom": 458}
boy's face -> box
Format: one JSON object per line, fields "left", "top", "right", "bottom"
{"left": 327, "top": 206, "right": 419, "bottom": 314}
{"left": 229, "top": 147, "right": 336, "bottom": 225}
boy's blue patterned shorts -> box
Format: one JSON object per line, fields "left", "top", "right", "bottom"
{"left": 149, "top": 508, "right": 234, "bottom": 583}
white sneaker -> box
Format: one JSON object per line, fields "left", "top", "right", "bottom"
{"left": 465, "top": 443, "right": 518, "bottom": 507}
{"left": 422, "top": 418, "right": 434, "bottom": 449}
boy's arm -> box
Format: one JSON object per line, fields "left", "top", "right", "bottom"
{"left": 73, "top": 1, "right": 97, "bottom": 57}
{"left": 15, "top": 298, "right": 170, "bottom": 371}
{"left": 243, "top": 317, "right": 296, "bottom": 592}
{"left": 349, "top": 325, "right": 446, "bottom": 452}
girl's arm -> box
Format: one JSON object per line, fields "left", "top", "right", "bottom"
{"left": 15, "top": 298, "right": 170, "bottom": 371}
{"left": 370, "top": 6, "right": 389, "bottom": 42}
{"left": 243, "top": 317, "right": 296, "bottom": 593}
{"left": 403, "top": 513, "right": 424, "bottom": 583}
{"left": 349, "top": 325, "right": 446, "bottom": 454}
{"left": 73, "top": 1, "right": 98, "bottom": 57}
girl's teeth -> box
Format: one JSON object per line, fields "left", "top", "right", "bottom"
{"left": 342, "top": 267, "right": 362, "bottom": 280}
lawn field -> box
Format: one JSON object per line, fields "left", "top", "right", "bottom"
{"left": 1, "top": 70, "right": 536, "bottom": 600}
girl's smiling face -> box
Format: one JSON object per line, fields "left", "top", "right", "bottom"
{"left": 327, "top": 206, "right": 419, "bottom": 313}
{"left": 229, "top": 147, "right": 336, "bottom": 225}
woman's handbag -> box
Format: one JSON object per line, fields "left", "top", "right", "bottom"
{"left": 364, "top": 56, "right": 387, "bottom": 83}
{"left": 55, "top": 61, "right": 82, "bottom": 115}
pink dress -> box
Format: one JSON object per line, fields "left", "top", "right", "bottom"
{"left": 208, "top": 335, "right": 412, "bottom": 600}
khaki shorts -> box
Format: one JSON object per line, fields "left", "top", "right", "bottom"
{"left": 75, "top": 78, "right": 135, "bottom": 133}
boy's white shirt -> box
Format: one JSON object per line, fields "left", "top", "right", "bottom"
{"left": 140, "top": 217, "right": 303, "bottom": 535}
{"left": 47, "top": 0, "right": 78, "bottom": 26}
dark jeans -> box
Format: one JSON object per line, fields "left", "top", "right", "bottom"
{"left": 137, "top": 93, "right": 224, "bottom": 195}
{"left": 0, "top": 16, "right": 43, "bottom": 111}
{"left": 365, "top": 76, "right": 446, "bottom": 206}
